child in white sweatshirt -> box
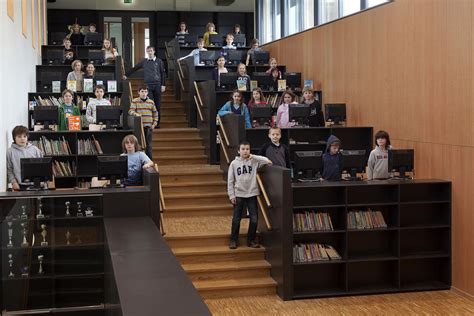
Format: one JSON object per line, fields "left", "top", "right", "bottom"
{"left": 227, "top": 141, "right": 272, "bottom": 249}
{"left": 367, "top": 130, "right": 392, "bottom": 180}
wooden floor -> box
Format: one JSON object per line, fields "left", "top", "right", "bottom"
{"left": 205, "top": 290, "right": 474, "bottom": 315}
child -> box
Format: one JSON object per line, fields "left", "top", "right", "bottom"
{"left": 301, "top": 87, "right": 324, "bottom": 127}
{"left": 86, "top": 85, "right": 111, "bottom": 125}
{"left": 69, "top": 23, "right": 84, "bottom": 46}
{"left": 232, "top": 24, "right": 241, "bottom": 35}
{"left": 227, "top": 141, "right": 272, "bottom": 249}
{"left": 102, "top": 38, "right": 119, "bottom": 65}
{"left": 247, "top": 87, "right": 267, "bottom": 116}
{"left": 84, "top": 23, "right": 98, "bottom": 44}
{"left": 58, "top": 89, "right": 81, "bottom": 131}
{"left": 175, "top": 21, "right": 188, "bottom": 46}
{"left": 128, "top": 86, "right": 158, "bottom": 160}
{"left": 84, "top": 63, "right": 95, "bottom": 80}
{"left": 270, "top": 68, "right": 280, "bottom": 91}
{"left": 121, "top": 135, "right": 154, "bottom": 186}
{"left": 218, "top": 90, "right": 252, "bottom": 129}
{"left": 266, "top": 58, "right": 282, "bottom": 78}
{"left": 276, "top": 90, "right": 297, "bottom": 128}
{"left": 6, "top": 126, "right": 43, "bottom": 191}
{"left": 67, "top": 60, "right": 84, "bottom": 92}
{"left": 62, "top": 38, "right": 76, "bottom": 65}
{"left": 322, "top": 135, "right": 343, "bottom": 181}
{"left": 203, "top": 22, "right": 218, "bottom": 47}
{"left": 178, "top": 38, "right": 207, "bottom": 66}
{"left": 258, "top": 127, "right": 290, "bottom": 168}
{"left": 237, "top": 63, "right": 251, "bottom": 91}
{"left": 246, "top": 39, "right": 261, "bottom": 66}
{"left": 368, "top": 130, "right": 392, "bottom": 180}
{"left": 212, "top": 56, "right": 228, "bottom": 88}
{"left": 222, "top": 33, "right": 237, "bottom": 50}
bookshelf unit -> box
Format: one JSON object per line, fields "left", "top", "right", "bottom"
{"left": 258, "top": 176, "right": 452, "bottom": 300}
{"left": 28, "top": 130, "right": 134, "bottom": 188}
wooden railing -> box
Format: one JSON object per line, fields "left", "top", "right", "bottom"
{"left": 217, "top": 115, "right": 272, "bottom": 230}
{"left": 154, "top": 163, "right": 166, "bottom": 236}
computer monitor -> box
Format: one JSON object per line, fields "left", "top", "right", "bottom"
{"left": 182, "top": 34, "right": 197, "bottom": 46}
{"left": 199, "top": 51, "right": 217, "bottom": 66}
{"left": 84, "top": 32, "right": 103, "bottom": 45}
{"left": 96, "top": 106, "right": 121, "bottom": 129}
{"left": 46, "top": 49, "right": 64, "bottom": 65}
{"left": 325, "top": 103, "right": 347, "bottom": 126}
{"left": 390, "top": 149, "right": 414, "bottom": 179}
{"left": 21, "top": 158, "right": 53, "bottom": 190}
{"left": 95, "top": 72, "right": 115, "bottom": 87}
{"left": 34, "top": 106, "right": 59, "bottom": 130}
{"left": 289, "top": 104, "right": 310, "bottom": 127}
{"left": 252, "top": 72, "right": 273, "bottom": 91}
{"left": 252, "top": 51, "right": 270, "bottom": 65}
{"left": 50, "top": 32, "right": 66, "bottom": 45}
{"left": 88, "top": 49, "right": 104, "bottom": 65}
{"left": 294, "top": 151, "right": 323, "bottom": 180}
{"left": 341, "top": 150, "right": 367, "bottom": 180}
{"left": 226, "top": 50, "right": 244, "bottom": 65}
{"left": 97, "top": 155, "right": 128, "bottom": 187}
{"left": 284, "top": 72, "right": 302, "bottom": 91}
{"left": 219, "top": 72, "right": 240, "bottom": 90}
{"left": 209, "top": 34, "right": 224, "bottom": 47}
{"left": 40, "top": 71, "right": 63, "bottom": 91}
{"left": 233, "top": 34, "right": 246, "bottom": 47}
{"left": 252, "top": 105, "right": 272, "bottom": 127}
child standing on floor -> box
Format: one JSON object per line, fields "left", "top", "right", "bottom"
{"left": 218, "top": 90, "right": 252, "bottom": 128}
{"left": 58, "top": 89, "right": 81, "bottom": 131}
{"left": 227, "top": 141, "right": 272, "bottom": 249}
{"left": 178, "top": 38, "right": 207, "bottom": 66}
{"left": 276, "top": 90, "right": 297, "bottom": 128}
{"left": 237, "top": 63, "right": 251, "bottom": 91}
{"left": 86, "top": 84, "right": 111, "bottom": 125}
{"left": 212, "top": 56, "right": 228, "bottom": 88}
{"left": 121, "top": 135, "right": 154, "bottom": 186}
{"left": 322, "top": 135, "right": 343, "bottom": 181}
{"left": 258, "top": 127, "right": 290, "bottom": 168}
{"left": 6, "top": 126, "right": 43, "bottom": 191}
{"left": 367, "top": 130, "right": 392, "bottom": 180}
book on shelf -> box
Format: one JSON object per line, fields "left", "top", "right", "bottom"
{"left": 250, "top": 80, "right": 258, "bottom": 90}
{"left": 52, "top": 81, "right": 61, "bottom": 93}
{"left": 265, "top": 94, "right": 282, "bottom": 109}
{"left": 278, "top": 79, "right": 287, "bottom": 92}
{"left": 52, "top": 160, "right": 76, "bottom": 177}
{"left": 109, "top": 96, "right": 121, "bottom": 106}
{"left": 293, "top": 243, "right": 341, "bottom": 263}
{"left": 83, "top": 79, "right": 94, "bottom": 93}
{"left": 107, "top": 80, "right": 117, "bottom": 93}
{"left": 237, "top": 79, "right": 247, "bottom": 91}
{"left": 77, "top": 136, "right": 103, "bottom": 155}
{"left": 96, "top": 80, "right": 104, "bottom": 86}
{"left": 67, "top": 80, "right": 77, "bottom": 92}
{"left": 31, "top": 136, "right": 72, "bottom": 156}
{"left": 34, "top": 96, "right": 62, "bottom": 107}
{"left": 347, "top": 208, "right": 387, "bottom": 229}
{"left": 293, "top": 211, "right": 334, "bottom": 232}
{"left": 304, "top": 79, "right": 313, "bottom": 90}
{"left": 68, "top": 116, "right": 81, "bottom": 131}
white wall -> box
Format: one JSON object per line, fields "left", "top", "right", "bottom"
{"left": 47, "top": 0, "right": 255, "bottom": 12}
{"left": 0, "top": 1, "right": 42, "bottom": 191}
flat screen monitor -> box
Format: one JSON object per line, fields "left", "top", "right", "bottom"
{"left": 252, "top": 51, "right": 270, "bottom": 65}
{"left": 84, "top": 32, "right": 103, "bottom": 45}
{"left": 226, "top": 50, "right": 244, "bottom": 65}
{"left": 284, "top": 72, "right": 302, "bottom": 91}
{"left": 252, "top": 72, "right": 273, "bottom": 91}
{"left": 33, "top": 106, "right": 59, "bottom": 130}
{"left": 325, "top": 103, "right": 347, "bottom": 125}
{"left": 88, "top": 49, "right": 104, "bottom": 65}
{"left": 96, "top": 106, "right": 121, "bottom": 129}
{"left": 294, "top": 151, "right": 323, "bottom": 180}
{"left": 46, "top": 49, "right": 64, "bottom": 65}
{"left": 341, "top": 149, "right": 367, "bottom": 180}
{"left": 219, "top": 72, "right": 240, "bottom": 90}
{"left": 97, "top": 155, "right": 128, "bottom": 187}
{"left": 209, "top": 34, "right": 224, "bottom": 47}
{"left": 182, "top": 34, "right": 197, "bottom": 46}
{"left": 233, "top": 34, "right": 246, "bottom": 47}
{"left": 21, "top": 158, "right": 53, "bottom": 189}
{"left": 289, "top": 104, "right": 311, "bottom": 126}
{"left": 199, "top": 50, "right": 217, "bottom": 65}
{"left": 252, "top": 105, "right": 272, "bottom": 127}
{"left": 50, "top": 32, "right": 66, "bottom": 45}
{"left": 390, "top": 149, "right": 414, "bottom": 179}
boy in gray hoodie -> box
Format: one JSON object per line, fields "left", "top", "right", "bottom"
{"left": 367, "top": 130, "right": 392, "bottom": 180}
{"left": 227, "top": 141, "right": 272, "bottom": 249}
{"left": 6, "top": 126, "right": 43, "bottom": 191}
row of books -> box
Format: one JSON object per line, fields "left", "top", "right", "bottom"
{"left": 265, "top": 94, "right": 283, "bottom": 108}
{"left": 53, "top": 160, "right": 76, "bottom": 177}
{"left": 347, "top": 209, "right": 387, "bottom": 229}
{"left": 66, "top": 79, "right": 117, "bottom": 93}
{"left": 31, "top": 136, "right": 72, "bottom": 156}
{"left": 29, "top": 96, "right": 121, "bottom": 110}
{"left": 293, "top": 211, "right": 334, "bottom": 232}
{"left": 293, "top": 243, "right": 342, "bottom": 263}
{"left": 237, "top": 79, "right": 314, "bottom": 93}
{"left": 77, "top": 136, "right": 103, "bottom": 155}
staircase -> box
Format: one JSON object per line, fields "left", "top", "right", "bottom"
{"left": 141, "top": 77, "right": 276, "bottom": 299}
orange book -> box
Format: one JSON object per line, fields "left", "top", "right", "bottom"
{"left": 68, "top": 116, "right": 81, "bottom": 131}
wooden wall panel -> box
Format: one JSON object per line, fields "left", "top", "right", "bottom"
{"left": 264, "top": 0, "right": 474, "bottom": 296}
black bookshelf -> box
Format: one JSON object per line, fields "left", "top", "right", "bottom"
{"left": 41, "top": 45, "right": 104, "bottom": 66}
{"left": 257, "top": 171, "right": 452, "bottom": 300}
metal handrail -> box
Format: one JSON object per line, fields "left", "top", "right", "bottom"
{"left": 216, "top": 116, "right": 230, "bottom": 147}
{"left": 154, "top": 163, "right": 166, "bottom": 236}
{"left": 177, "top": 71, "right": 185, "bottom": 91}
{"left": 193, "top": 81, "right": 204, "bottom": 106}
{"left": 217, "top": 130, "right": 230, "bottom": 164}
{"left": 257, "top": 195, "right": 272, "bottom": 230}
{"left": 257, "top": 174, "right": 272, "bottom": 208}
{"left": 177, "top": 59, "right": 185, "bottom": 79}
{"left": 194, "top": 95, "right": 204, "bottom": 122}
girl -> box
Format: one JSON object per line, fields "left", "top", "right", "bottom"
{"left": 276, "top": 90, "right": 297, "bottom": 128}
{"left": 212, "top": 56, "right": 228, "bottom": 88}
{"left": 248, "top": 88, "right": 267, "bottom": 115}
{"left": 63, "top": 38, "right": 76, "bottom": 65}
{"left": 69, "top": 23, "right": 84, "bottom": 46}
{"left": 367, "top": 131, "right": 392, "bottom": 180}
{"left": 84, "top": 63, "right": 95, "bottom": 80}
{"left": 58, "top": 89, "right": 81, "bottom": 131}
{"left": 175, "top": 21, "right": 189, "bottom": 46}
{"left": 121, "top": 134, "right": 154, "bottom": 186}
{"left": 67, "top": 60, "right": 84, "bottom": 92}
{"left": 203, "top": 22, "right": 218, "bottom": 47}
{"left": 237, "top": 63, "right": 251, "bottom": 91}
{"left": 246, "top": 38, "right": 261, "bottom": 66}
{"left": 232, "top": 24, "right": 241, "bottom": 35}
{"left": 266, "top": 58, "right": 282, "bottom": 79}
{"left": 102, "top": 38, "right": 119, "bottom": 65}
{"left": 270, "top": 68, "right": 280, "bottom": 91}
{"left": 218, "top": 90, "right": 252, "bottom": 129}
{"left": 301, "top": 87, "right": 325, "bottom": 127}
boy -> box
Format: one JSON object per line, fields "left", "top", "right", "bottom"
{"left": 227, "top": 141, "right": 272, "bottom": 249}
{"left": 322, "top": 135, "right": 343, "bottom": 181}
{"left": 124, "top": 46, "right": 166, "bottom": 127}
{"left": 368, "top": 130, "right": 392, "bottom": 180}
{"left": 63, "top": 38, "right": 76, "bottom": 65}
{"left": 128, "top": 86, "right": 158, "bottom": 160}
{"left": 258, "top": 127, "right": 290, "bottom": 168}
{"left": 222, "top": 34, "right": 237, "bottom": 50}
{"left": 86, "top": 85, "right": 111, "bottom": 125}
{"left": 178, "top": 38, "right": 207, "bottom": 66}
{"left": 246, "top": 38, "right": 261, "bottom": 66}
{"left": 6, "top": 126, "right": 43, "bottom": 191}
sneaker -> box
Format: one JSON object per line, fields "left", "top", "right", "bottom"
{"left": 229, "top": 240, "right": 237, "bottom": 249}
{"left": 247, "top": 240, "right": 260, "bottom": 248}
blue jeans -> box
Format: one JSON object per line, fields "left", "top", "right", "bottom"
{"left": 230, "top": 196, "right": 258, "bottom": 242}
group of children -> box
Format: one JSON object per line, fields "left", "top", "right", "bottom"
{"left": 176, "top": 22, "right": 244, "bottom": 47}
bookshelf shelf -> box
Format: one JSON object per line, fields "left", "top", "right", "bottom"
{"left": 293, "top": 204, "right": 346, "bottom": 210}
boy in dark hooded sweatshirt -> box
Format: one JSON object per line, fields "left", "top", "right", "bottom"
{"left": 322, "top": 135, "right": 343, "bottom": 181}
{"left": 6, "top": 126, "right": 43, "bottom": 191}
{"left": 227, "top": 141, "right": 272, "bottom": 249}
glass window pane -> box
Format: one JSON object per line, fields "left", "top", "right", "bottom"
{"left": 274, "top": 0, "right": 281, "bottom": 40}
{"left": 368, "top": 0, "right": 389, "bottom": 7}
{"left": 319, "top": 0, "right": 339, "bottom": 24}
{"left": 303, "top": 0, "right": 315, "bottom": 30}
{"left": 342, "top": 0, "right": 360, "bottom": 16}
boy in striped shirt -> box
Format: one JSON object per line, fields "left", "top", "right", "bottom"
{"left": 128, "top": 86, "right": 158, "bottom": 159}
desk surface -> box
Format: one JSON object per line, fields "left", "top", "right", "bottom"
{"left": 0, "top": 186, "right": 150, "bottom": 198}
{"left": 291, "top": 178, "right": 450, "bottom": 188}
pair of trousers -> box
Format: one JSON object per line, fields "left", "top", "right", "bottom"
{"left": 146, "top": 84, "right": 161, "bottom": 126}
{"left": 230, "top": 196, "right": 258, "bottom": 242}
{"left": 144, "top": 127, "right": 153, "bottom": 160}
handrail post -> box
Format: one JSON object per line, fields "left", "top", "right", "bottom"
{"left": 154, "top": 163, "right": 166, "bottom": 236}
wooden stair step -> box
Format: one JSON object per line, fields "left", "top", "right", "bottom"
{"left": 185, "top": 262, "right": 271, "bottom": 282}
{"left": 153, "top": 147, "right": 205, "bottom": 156}
{"left": 165, "top": 192, "right": 228, "bottom": 199}
{"left": 164, "top": 204, "right": 232, "bottom": 217}
{"left": 157, "top": 156, "right": 207, "bottom": 165}
{"left": 155, "top": 146, "right": 205, "bottom": 151}
{"left": 160, "top": 118, "right": 188, "bottom": 123}
{"left": 192, "top": 277, "right": 276, "bottom": 299}
{"left": 157, "top": 154, "right": 207, "bottom": 160}
{"left": 161, "top": 180, "right": 226, "bottom": 194}
{"left": 173, "top": 245, "right": 265, "bottom": 257}
{"left": 160, "top": 122, "right": 188, "bottom": 128}
{"left": 166, "top": 231, "right": 246, "bottom": 248}
{"left": 182, "top": 260, "right": 270, "bottom": 273}
{"left": 159, "top": 165, "right": 222, "bottom": 175}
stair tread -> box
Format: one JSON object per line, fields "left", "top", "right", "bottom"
{"left": 182, "top": 260, "right": 270, "bottom": 273}
{"left": 162, "top": 180, "right": 226, "bottom": 187}
{"left": 160, "top": 165, "right": 222, "bottom": 175}
{"left": 154, "top": 137, "right": 202, "bottom": 141}
{"left": 165, "top": 230, "right": 245, "bottom": 239}
{"left": 165, "top": 192, "right": 228, "bottom": 199}
{"left": 193, "top": 277, "right": 276, "bottom": 290}
{"left": 155, "top": 146, "right": 205, "bottom": 150}
{"left": 157, "top": 154, "right": 207, "bottom": 159}
{"left": 165, "top": 204, "right": 232, "bottom": 211}
{"left": 154, "top": 128, "right": 199, "bottom": 132}
{"left": 173, "top": 245, "right": 265, "bottom": 256}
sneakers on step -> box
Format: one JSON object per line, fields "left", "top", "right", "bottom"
{"left": 229, "top": 240, "right": 237, "bottom": 249}
{"left": 247, "top": 240, "right": 260, "bottom": 248}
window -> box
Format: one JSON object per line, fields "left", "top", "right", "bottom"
{"left": 367, "top": 0, "right": 389, "bottom": 7}
{"left": 303, "top": 0, "right": 315, "bottom": 30}
{"left": 319, "top": 0, "right": 339, "bottom": 24}
{"left": 342, "top": 0, "right": 360, "bottom": 17}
